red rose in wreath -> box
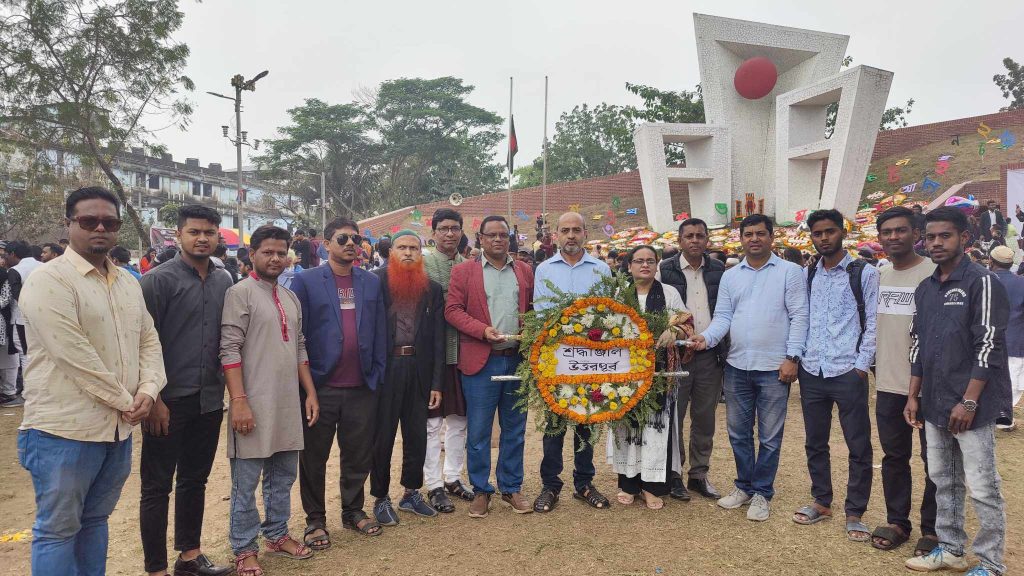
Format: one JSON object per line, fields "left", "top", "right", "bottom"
{"left": 587, "top": 328, "right": 604, "bottom": 341}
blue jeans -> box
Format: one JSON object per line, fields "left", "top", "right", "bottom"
{"left": 461, "top": 354, "right": 527, "bottom": 494}
{"left": 17, "top": 429, "right": 132, "bottom": 576}
{"left": 723, "top": 365, "right": 790, "bottom": 500}
{"left": 229, "top": 451, "right": 299, "bottom": 555}
{"left": 927, "top": 422, "right": 1006, "bottom": 575}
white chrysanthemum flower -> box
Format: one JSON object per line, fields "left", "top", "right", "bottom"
{"left": 557, "top": 385, "right": 574, "bottom": 399}
{"left": 617, "top": 386, "right": 633, "bottom": 398}
{"left": 580, "top": 313, "right": 596, "bottom": 327}
{"left": 600, "top": 383, "right": 614, "bottom": 395}
{"left": 561, "top": 323, "right": 575, "bottom": 334}
{"left": 602, "top": 316, "right": 618, "bottom": 329}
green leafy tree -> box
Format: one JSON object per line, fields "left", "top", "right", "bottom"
{"left": 993, "top": 57, "right": 1024, "bottom": 111}
{"left": 254, "top": 98, "right": 381, "bottom": 219}
{"left": 515, "top": 103, "right": 635, "bottom": 188}
{"left": 158, "top": 202, "right": 181, "bottom": 228}
{"left": 0, "top": 0, "right": 194, "bottom": 242}
{"left": 371, "top": 77, "right": 503, "bottom": 212}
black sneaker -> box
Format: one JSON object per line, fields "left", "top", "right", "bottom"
{"left": 398, "top": 490, "right": 438, "bottom": 517}
{"left": 373, "top": 497, "right": 400, "bottom": 526}
{"left": 172, "top": 553, "right": 233, "bottom": 576}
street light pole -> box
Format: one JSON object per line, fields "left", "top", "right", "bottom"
{"left": 207, "top": 70, "right": 268, "bottom": 247}
{"left": 234, "top": 80, "right": 244, "bottom": 243}
{"left": 320, "top": 170, "right": 326, "bottom": 232}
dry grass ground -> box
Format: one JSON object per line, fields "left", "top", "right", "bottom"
{"left": 0, "top": 385, "right": 1019, "bottom": 576}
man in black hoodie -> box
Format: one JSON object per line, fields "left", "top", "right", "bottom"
{"left": 658, "top": 218, "right": 726, "bottom": 502}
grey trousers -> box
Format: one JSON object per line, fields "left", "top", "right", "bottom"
{"left": 926, "top": 421, "right": 1006, "bottom": 575}
{"left": 675, "top": 350, "right": 723, "bottom": 479}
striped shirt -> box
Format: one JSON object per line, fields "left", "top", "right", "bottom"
{"left": 910, "top": 256, "right": 1013, "bottom": 427}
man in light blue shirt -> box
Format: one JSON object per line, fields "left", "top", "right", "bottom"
{"left": 692, "top": 214, "right": 808, "bottom": 522}
{"left": 532, "top": 212, "right": 612, "bottom": 514}
{"left": 791, "top": 209, "right": 879, "bottom": 541}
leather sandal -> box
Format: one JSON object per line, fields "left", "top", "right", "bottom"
{"left": 303, "top": 525, "right": 331, "bottom": 551}
{"left": 265, "top": 534, "right": 313, "bottom": 559}
{"left": 234, "top": 551, "right": 264, "bottom": 576}
{"left": 573, "top": 484, "right": 611, "bottom": 509}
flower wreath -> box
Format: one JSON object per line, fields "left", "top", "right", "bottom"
{"left": 516, "top": 273, "right": 669, "bottom": 440}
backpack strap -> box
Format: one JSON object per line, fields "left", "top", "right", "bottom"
{"left": 807, "top": 258, "right": 868, "bottom": 352}
{"left": 846, "top": 259, "right": 867, "bottom": 352}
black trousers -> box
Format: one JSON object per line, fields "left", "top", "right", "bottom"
{"left": 798, "top": 367, "right": 873, "bottom": 517}
{"left": 139, "top": 393, "right": 223, "bottom": 573}
{"left": 370, "top": 356, "right": 429, "bottom": 498}
{"left": 876, "top": 391, "right": 938, "bottom": 537}
{"left": 300, "top": 385, "right": 377, "bottom": 528}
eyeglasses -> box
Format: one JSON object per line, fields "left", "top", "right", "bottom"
{"left": 333, "top": 233, "right": 363, "bottom": 246}
{"left": 480, "top": 232, "right": 510, "bottom": 241}
{"left": 631, "top": 258, "right": 658, "bottom": 266}
{"left": 70, "top": 216, "right": 123, "bottom": 232}
{"left": 436, "top": 226, "right": 462, "bottom": 235}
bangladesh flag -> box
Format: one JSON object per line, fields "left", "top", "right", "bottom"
{"left": 507, "top": 115, "right": 518, "bottom": 173}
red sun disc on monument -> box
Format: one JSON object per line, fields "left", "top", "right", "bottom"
{"left": 734, "top": 57, "right": 778, "bottom": 100}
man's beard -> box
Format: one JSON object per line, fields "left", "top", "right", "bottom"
{"left": 562, "top": 243, "right": 582, "bottom": 255}
{"left": 390, "top": 259, "right": 429, "bottom": 308}
{"left": 89, "top": 246, "right": 110, "bottom": 255}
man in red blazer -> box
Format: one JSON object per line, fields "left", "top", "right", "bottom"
{"left": 445, "top": 215, "right": 534, "bottom": 519}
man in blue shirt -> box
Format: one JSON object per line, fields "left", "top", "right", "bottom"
{"left": 692, "top": 214, "right": 808, "bottom": 522}
{"left": 791, "top": 209, "right": 879, "bottom": 542}
{"left": 532, "top": 212, "right": 612, "bottom": 514}
{"left": 989, "top": 245, "right": 1024, "bottom": 431}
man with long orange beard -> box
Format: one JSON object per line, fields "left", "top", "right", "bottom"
{"left": 369, "top": 230, "right": 446, "bottom": 524}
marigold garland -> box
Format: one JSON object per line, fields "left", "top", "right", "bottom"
{"left": 515, "top": 273, "right": 670, "bottom": 439}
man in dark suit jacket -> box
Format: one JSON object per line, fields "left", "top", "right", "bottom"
{"left": 445, "top": 215, "right": 535, "bottom": 519}
{"left": 291, "top": 217, "right": 387, "bottom": 544}
{"left": 658, "top": 218, "right": 726, "bottom": 502}
{"left": 368, "top": 230, "right": 446, "bottom": 526}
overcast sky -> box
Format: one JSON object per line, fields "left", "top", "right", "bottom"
{"left": 160, "top": 0, "right": 1023, "bottom": 174}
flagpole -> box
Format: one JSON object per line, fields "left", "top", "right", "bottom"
{"left": 507, "top": 76, "right": 513, "bottom": 221}
{"left": 541, "top": 75, "right": 549, "bottom": 229}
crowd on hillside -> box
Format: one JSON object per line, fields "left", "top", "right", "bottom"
{"left": 1, "top": 186, "right": 1019, "bottom": 576}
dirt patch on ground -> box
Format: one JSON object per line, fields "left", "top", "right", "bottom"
{"left": 0, "top": 389, "right": 1019, "bottom": 575}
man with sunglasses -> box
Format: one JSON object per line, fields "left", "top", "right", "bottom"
{"left": 292, "top": 218, "right": 387, "bottom": 545}
{"left": 17, "top": 187, "right": 166, "bottom": 575}
{"left": 422, "top": 209, "right": 474, "bottom": 513}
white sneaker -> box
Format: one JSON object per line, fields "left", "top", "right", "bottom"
{"left": 904, "top": 547, "right": 969, "bottom": 572}
{"left": 995, "top": 419, "right": 1016, "bottom": 431}
{"left": 716, "top": 488, "right": 751, "bottom": 509}
{"left": 746, "top": 494, "right": 770, "bottom": 521}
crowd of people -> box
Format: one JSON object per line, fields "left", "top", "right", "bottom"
{"left": 3, "top": 185, "right": 1018, "bottom": 576}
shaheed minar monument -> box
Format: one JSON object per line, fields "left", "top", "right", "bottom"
{"left": 635, "top": 14, "right": 893, "bottom": 232}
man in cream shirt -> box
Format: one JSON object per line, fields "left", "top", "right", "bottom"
{"left": 17, "top": 187, "right": 166, "bottom": 576}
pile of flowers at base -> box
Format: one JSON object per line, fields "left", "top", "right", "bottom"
{"left": 515, "top": 273, "right": 670, "bottom": 442}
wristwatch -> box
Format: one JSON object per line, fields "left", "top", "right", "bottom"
{"left": 785, "top": 355, "right": 801, "bottom": 364}
{"left": 960, "top": 399, "right": 978, "bottom": 413}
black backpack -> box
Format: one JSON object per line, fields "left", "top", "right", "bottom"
{"left": 806, "top": 259, "right": 868, "bottom": 351}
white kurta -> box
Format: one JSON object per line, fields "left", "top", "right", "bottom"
{"left": 607, "top": 283, "right": 686, "bottom": 482}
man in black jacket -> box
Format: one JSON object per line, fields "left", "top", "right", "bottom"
{"left": 369, "top": 230, "right": 446, "bottom": 526}
{"left": 658, "top": 218, "right": 726, "bottom": 502}
{"left": 979, "top": 201, "right": 1004, "bottom": 242}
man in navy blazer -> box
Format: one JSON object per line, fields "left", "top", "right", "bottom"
{"left": 292, "top": 217, "right": 388, "bottom": 544}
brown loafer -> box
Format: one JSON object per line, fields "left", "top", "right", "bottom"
{"left": 468, "top": 493, "right": 490, "bottom": 518}
{"left": 501, "top": 492, "right": 533, "bottom": 514}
